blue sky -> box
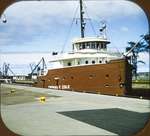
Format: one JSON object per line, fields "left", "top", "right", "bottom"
{"left": 0, "top": 0, "right": 149, "bottom": 74}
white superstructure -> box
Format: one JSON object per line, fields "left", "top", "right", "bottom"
{"left": 49, "top": 37, "right": 122, "bottom": 68}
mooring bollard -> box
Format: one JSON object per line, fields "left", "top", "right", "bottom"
{"left": 10, "top": 89, "right": 15, "bottom": 93}
{"left": 40, "top": 97, "right": 46, "bottom": 103}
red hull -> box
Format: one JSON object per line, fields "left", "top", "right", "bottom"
{"left": 34, "top": 59, "right": 132, "bottom": 96}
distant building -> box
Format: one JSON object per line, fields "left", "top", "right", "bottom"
{"left": 137, "top": 72, "right": 150, "bottom": 80}
{"left": 31, "top": 73, "right": 38, "bottom": 80}
{"left": 0, "top": 79, "right": 12, "bottom": 84}
{"left": 13, "top": 75, "right": 28, "bottom": 81}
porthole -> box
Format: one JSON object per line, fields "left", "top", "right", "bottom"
{"left": 68, "top": 62, "right": 71, "bottom": 66}
{"left": 89, "top": 74, "right": 96, "bottom": 79}
{"left": 92, "top": 60, "right": 95, "bottom": 64}
{"left": 105, "top": 84, "right": 109, "bottom": 87}
{"left": 85, "top": 60, "right": 88, "bottom": 64}
{"left": 99, "top": 60, "right": 102, "bottom": 63}
{"left": 106, "top": 74, "right": 109, "bottom": 78}
{"left": 89, "top": 75, "right": 93, "bottom": 79}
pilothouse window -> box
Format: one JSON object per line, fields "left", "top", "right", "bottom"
{"left": 91, "top": 42, "right": 95, "bottom": 49}
{"left": 96, "top": 42, "right": 99, "bottom": 49}
{"left": 101, "top": 43, "right": 106, "bottom": 49}
{"left": 101, "top": 43, "right": 104, "bottom": 49}
{"left": 77, "top": 42, "right": 107, "bottom": 50}
{"left": 103, "top": 44, "right": 106, "bottom": 49}
{"left": 79, "top": 44, "right": 82, "bottom": 50}
{"left": 82, "top": 43, "right": 85, "bottom": 49}
{"left": 87, "top": 43, "right": 90, "bottom": 49}
{"left": 79, "top": 43, "right": 86, "bottom": 50}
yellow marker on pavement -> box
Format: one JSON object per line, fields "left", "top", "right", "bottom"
{"left": 40, "top": 97, "right": 46, "bottom": 103}
{"left": 10, "top": 89, "right": 15, "bottom": 93}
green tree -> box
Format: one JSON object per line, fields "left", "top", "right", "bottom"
{"left": 126, "top": 34, "right": 150, "bottom": 80}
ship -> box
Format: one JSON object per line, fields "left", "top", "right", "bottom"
{"left": 33, "top": 0, "right": 132, "bottom": 96}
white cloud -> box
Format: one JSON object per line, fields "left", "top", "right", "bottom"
{"left": 120, "top": 26, "right": 129, "bottom": 32}
{"left": 0, "top": 0, "right": 145, "bottom": 47}
{"left": 137, "top": 52, "right": 149, "bottom": 72}
{"left": 83, "top": 0, "right": 144, "bottom": 20}
{"left": 5, "top": 1, "right": 79, "bottom": 25}
{"left": 0, "top": 52, "right": 52, "bottom": 74}
{"left": 0, "top": 1, "right": 80, "bottom": 48}
{"left": 4, "top": 0, "right": 145, "bottom": 25}
{"left": 0, "top": 52, "right": 60, "bottom": 66}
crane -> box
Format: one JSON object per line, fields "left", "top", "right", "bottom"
{"left": 2, "top": 63, "right": 15, "bottom": 78}
{"left": 29, "top": 57, "right": 47, "bottom": 79}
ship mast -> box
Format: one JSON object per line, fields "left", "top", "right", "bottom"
{"left": 79, "top": 0, "right": 85, "bottom": 38}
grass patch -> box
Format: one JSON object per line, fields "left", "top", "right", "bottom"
{"left": 132, "top": 80, "right": 150, "bottom": 84}
{"left": 0, "top": 86, "right": 60, "bottom": 105}
{"left": 14, "top": 80, "right": 35, "bottom": 84}
{"left": 132, "top": 80, "right": 150, "bottom": 89}
{"left": 132, "top": 84, "right": 150, "bottom": 89}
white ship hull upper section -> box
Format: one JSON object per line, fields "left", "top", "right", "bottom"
{"left": 47, "top": 37, "right": 123, "bottom": 70}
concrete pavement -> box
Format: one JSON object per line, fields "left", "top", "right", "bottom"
{"left": 1, "top": 84, "right": 150, "bottom": 136}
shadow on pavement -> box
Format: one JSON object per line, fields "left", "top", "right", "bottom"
{"left": 58, "top": 108, "right": 150, "bottom": 136}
